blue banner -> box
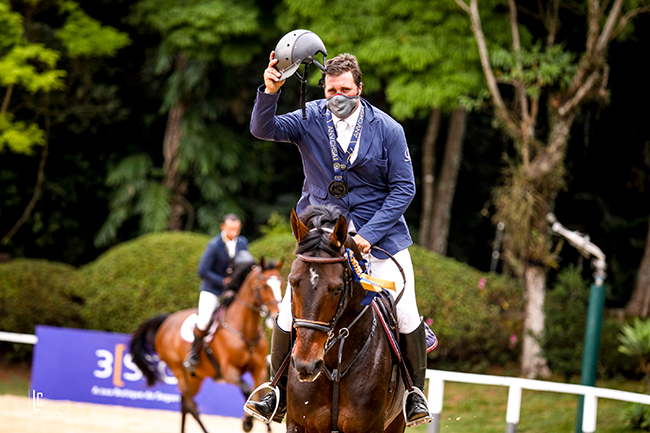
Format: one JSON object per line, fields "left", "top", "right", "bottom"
{"left": 30, "top": 325, "right": 253, "bottom": 417}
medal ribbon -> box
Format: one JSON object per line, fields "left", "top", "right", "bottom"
{"left": 326, "top": 105, "right": 365, "bottom": 182}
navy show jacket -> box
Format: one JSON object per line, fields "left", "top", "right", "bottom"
{"left": 197, "top": 235, "right": 249, "bottom": 295}
{"left": 250, "top": 86, "right": 415, "bottom": 258}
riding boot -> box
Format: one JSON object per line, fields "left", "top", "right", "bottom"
{"left": 400, "top": 320, "right": 433, "bottom": 427}
{"left": 183, "top": 326, "right": 208, "bottom": 373}
{"left": 244, "top": 315, "right": 292, "bottom": 424}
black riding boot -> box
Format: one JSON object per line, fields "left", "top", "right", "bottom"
{"left": 400, "top": 320, "right": 433, "bottom": 427}
{"left": 244, "top": 315, "right": 292, "bottom": 424}
{"left": 183, "top": 327, "right": 207, "bottom": 373}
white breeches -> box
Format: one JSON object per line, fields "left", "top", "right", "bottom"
{"left": 277, "top": 248, "right": 421, "bottom": 334}
{"left": 196, "top": 290, "right": 220, "bottom": 331}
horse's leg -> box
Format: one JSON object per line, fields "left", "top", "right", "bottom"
{"left": 177, "top": 370, "right": 210, "bottom": 433}
{"left": 222, "top": 363, "right": 257, "bottom": 433}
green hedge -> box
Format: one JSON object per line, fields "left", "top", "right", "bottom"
{"left": 0, "top": 259, "right": 83, "bottom": 333}
{"left": 410, "top": 244, "right": 524, "bottom": 371}
{"left": 0, "top": 231, "right": 524, "bottom": 371}
{"left": 75, "top": 232, "right": 210, "bottom": 333}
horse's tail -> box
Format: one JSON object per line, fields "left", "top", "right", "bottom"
{"left": 129, "top": 314, "right": 169, "bottom": 387}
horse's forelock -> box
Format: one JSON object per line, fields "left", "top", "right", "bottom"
{"left": 295, "top": 205, "right": 344, "bottom": 257}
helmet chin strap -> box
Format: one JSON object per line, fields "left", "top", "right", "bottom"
{"left": 296, "top": 62, "right": 311, "bottom": 120}
{"left": 295, "top": 56, "right": 327, "bottom": 120}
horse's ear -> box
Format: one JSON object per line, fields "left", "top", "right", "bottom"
{"left": 260, "top": 256, "right": 267, "bottom": 269}
{"left": 276, "top": 259, "right": 283, "bottom": 269}
{"left": 291, "top": 208, "right": 309, "bottom": 242}
{"left": 330, "top": 215, "right": 348, "bottom": 249}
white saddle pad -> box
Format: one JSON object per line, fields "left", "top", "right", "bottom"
{"left": 180, "top": 313, "right": 198, "bottom": 343}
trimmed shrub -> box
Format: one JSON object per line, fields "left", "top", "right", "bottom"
{"left": 410, "top": 245, "right": 523, "bottom": 371}
{"left": 0, "top": 259, "right": 83, "bottom": 361}
{"left": 0, "top": 259, "right": 83, "bottom": 333}
{"left": 75, "top": 232, "right": 210, "bottom": 333}
{"left": 541, "top": 264, "right": 590, "bottom": 381}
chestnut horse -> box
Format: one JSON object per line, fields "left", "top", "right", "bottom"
{"left": 129, "top": 258, "right": 283, "bottom": 433}
{"left": 285, "top": 206, "right": 406, "bottom": 433}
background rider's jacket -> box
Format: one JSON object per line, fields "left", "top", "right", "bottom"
{"left": 250, "top": 86, "right": 415, "bottom": 259}
{"left": 197, "top": 235, "right": 249, "bottom": 295}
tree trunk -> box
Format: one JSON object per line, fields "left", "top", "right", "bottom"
{"left": 430, "top": 108, "right": 467, "bottom": 255}
{"left": 521, "top": 261, "right": 552, "bottom": 379}
{"left": 162, "top": 101, "right": 186, "bottom": 231}
{"left": 625, "top": 216, "right": 650, "bottom": 317}
{"left": 419, "top": 108, "right": 442, "bottom": 249}
{"left": 1, "top": 115, "right": 49, "bottom": 245}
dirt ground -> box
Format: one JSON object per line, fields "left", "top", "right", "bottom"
{"left": 1, "top": 395, "right": 286, "bottom": 433}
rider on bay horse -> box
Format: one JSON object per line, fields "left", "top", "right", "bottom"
{"left": 184, "top": 213, "right": 253, "bottom": 372}
{"left": 245, "top": 31, "right": 434, "bottom": 427}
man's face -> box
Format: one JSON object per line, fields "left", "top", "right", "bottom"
{"left": 324, "top": 71, "right": 362, "bottom": 99}
{"left": 221, "top": 219, "right": 241, "bottom": 241}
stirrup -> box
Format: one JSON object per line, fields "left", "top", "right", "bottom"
{"left": 243, "top": 381, "right": 280, "bottom": 424}
{"left": 402, "top": 387, "right": 433, "bottom": 428}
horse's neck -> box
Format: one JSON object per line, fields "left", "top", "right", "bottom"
{"left": 224, "top": 285, "right": 260, "bottom": 337}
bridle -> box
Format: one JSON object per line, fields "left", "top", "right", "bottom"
{"left": 292, "top": 251, "right": 355, "bottom": 335}
{"left": 233, "top": 266, "right": 282, "bottom": 317}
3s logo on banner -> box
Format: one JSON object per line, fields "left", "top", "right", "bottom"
{"left": 93, "top": 343, "right": 177, "bottom": 387}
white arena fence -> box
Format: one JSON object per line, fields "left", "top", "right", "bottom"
{"left": 3, "top": 332, "right": 650, "bottom": 432}
{"left": 426, "top": 369, "right": 650, "bottom": 433}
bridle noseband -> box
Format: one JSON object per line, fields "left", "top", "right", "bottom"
{"left": 292, "top": 249, "right": 353, "bottom": 337}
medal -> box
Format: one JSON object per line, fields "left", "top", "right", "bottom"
{"left": 325, "top": 106, "right": 364, "bottom": 200}
{"left": 328, "top": 180, "right": 348, "bottom": 198}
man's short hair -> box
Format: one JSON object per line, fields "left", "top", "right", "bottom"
{"left": 222, "top": 213, "right": 240, "bottom": 224}
{"left": 322, "top": 53, "right": 362, "bottom": 88}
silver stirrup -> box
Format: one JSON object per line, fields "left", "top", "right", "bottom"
{"left": 402, "top": 387, "right": 433, "bottom": 428}
{"left": 243, "top": 381, "right": 280, "bottom": 424}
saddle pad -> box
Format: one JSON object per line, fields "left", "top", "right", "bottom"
{"left": 180, "top": 311, "right": 221, "bottom": 344}
{"left": 425, "top": 323, "right": 438, "bottom": 353}
{"left": 180, "top": 313, "right": 198, "bottom": 343}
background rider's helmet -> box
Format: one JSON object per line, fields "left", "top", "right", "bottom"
{"left": 274, "top": 29, "right": 327, "bottom": 80}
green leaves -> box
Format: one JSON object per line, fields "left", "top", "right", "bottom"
{"left": 131, "top": 0, "right": 259, "bottom": 59}
{"left": 490, "top": 43, "right": 577, "bottom": 93}
{"left": 0, "top": 44, "right": 66, "bottom": 92}
{"left": 618, "top": 317, "right": 650, "bottom": 359}
{"left": 57, "top": 1, "right": 131, "bottom": 58}
{"left": 0, "top": 112, "right": 45, "bottom": 154}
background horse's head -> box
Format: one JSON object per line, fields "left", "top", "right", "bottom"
{"left": 289, "top": 205, "right": 351, "bottom": 382}
{"left": 224, "top": 256, "right": 283, "bottom": 318}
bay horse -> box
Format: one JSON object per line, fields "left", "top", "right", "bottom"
{"left": 129, "top": 258, "right": 283, "bottom": 433}
{"left": 285, "top": 206, "right": 407, "bottom": 433}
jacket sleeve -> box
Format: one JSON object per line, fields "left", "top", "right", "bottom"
{"left": 356, "top": 124, "right": 416, "bottom": 246}
{"left": 197, "top": 242, "right": 226, "bottom": 287}
{"left": 250, "top": 86, "right": 303, "bottom": 144}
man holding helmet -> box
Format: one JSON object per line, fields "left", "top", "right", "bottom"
{"left": 245, "top": 30, "right": 433, "bottom": 428}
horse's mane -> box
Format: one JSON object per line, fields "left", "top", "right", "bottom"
{"left": 295, "top": 205, "right": 344, "bottom": 257}
{"left": 224, "top": 261, "right": 257, "bottom": 293}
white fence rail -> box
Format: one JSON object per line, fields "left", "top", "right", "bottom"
{"left": 426, "top": 369, "right": 650, "bottom": 433}
{"left": 0, "top": 331, "right": 37, "bottom": 345}
{"left": 4, "top": 332, "right": 650, "bottom": 432}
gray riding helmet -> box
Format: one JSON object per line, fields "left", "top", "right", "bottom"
{"left": 274, "top": 29, "right": 327, "bottom": 80}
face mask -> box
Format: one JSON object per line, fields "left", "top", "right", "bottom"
{"left": 326, "top": 93, "right": 359, "bottom": 119}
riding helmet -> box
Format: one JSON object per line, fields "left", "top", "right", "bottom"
{"left": 274, "top": 29, "right": 327, "bottom": 80}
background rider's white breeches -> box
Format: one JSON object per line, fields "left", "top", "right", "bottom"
{"left": 277, "top": 248, "right": 421, "bottom": 334}
{"left": 197, "top": 290, "right": 220, "bottom": 332}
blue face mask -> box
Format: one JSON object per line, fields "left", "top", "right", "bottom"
{"left": 326, "top": 93, "right": 359, "bottom": 119}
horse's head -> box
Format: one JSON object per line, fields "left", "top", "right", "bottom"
{"left": 288, "top": 206, "right": 351, "bottom": 382}
{"left": 227, "top": 257, "right": 283, "bottom": 318}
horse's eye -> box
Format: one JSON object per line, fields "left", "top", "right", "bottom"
{"left": 332, "top": 286, "right": 342, "bottom": 297}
